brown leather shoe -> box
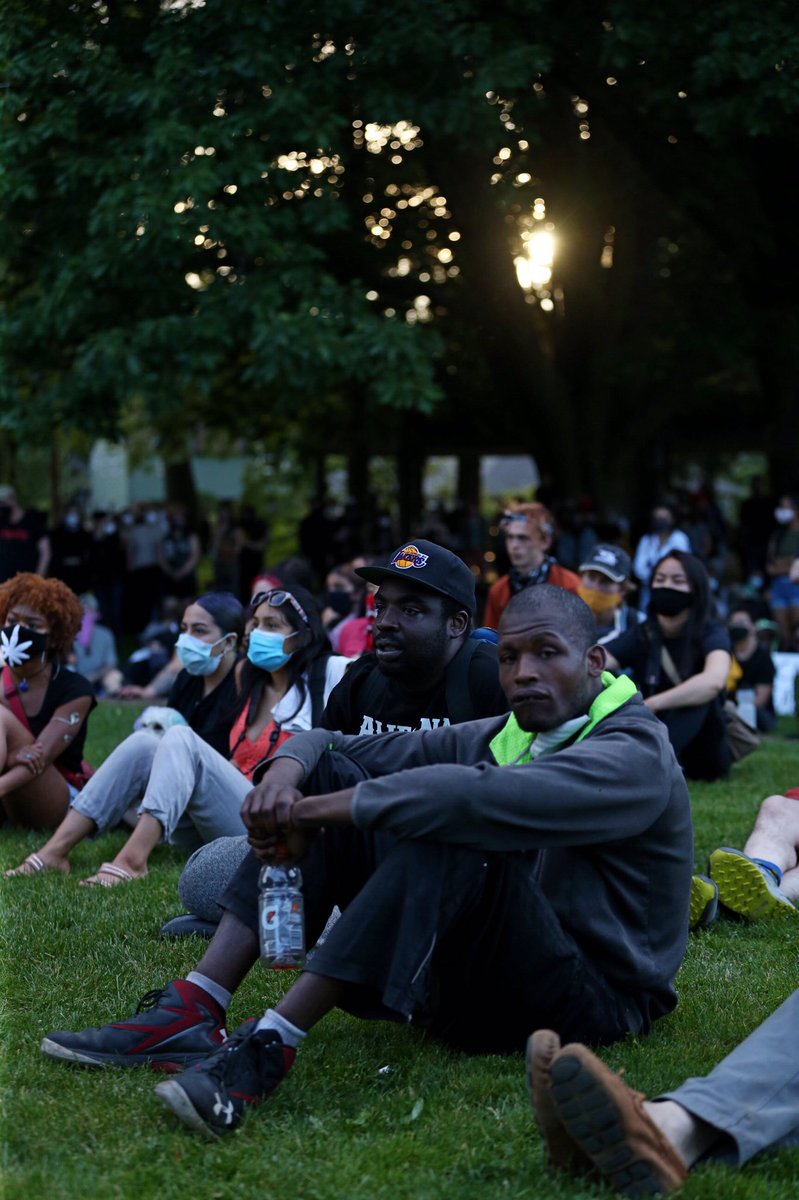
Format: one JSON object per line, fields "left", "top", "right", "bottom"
{"left": 526, "top": 1030, "right": 593, "bottom": 1174}
{"left": 548, "top": 1043, "right": 688, "bottom": 1196}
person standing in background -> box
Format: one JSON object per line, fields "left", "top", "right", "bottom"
{"left": 0, "top": 485, "right": 50, "bottom": 582}
{"left": 49, "top": 504, "right": 93, "bottom": 595}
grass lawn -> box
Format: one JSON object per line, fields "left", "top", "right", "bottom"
{"left": 2, "top": 702, "right": 798, "bottom": 1199}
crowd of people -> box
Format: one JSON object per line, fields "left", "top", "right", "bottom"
{"left": 1, "top": 475, "right": 798, "bottom": 1192}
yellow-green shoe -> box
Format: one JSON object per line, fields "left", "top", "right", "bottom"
{"left": 709, "top": 848, "right": 798, "bottom": 920}
{"left": 689, "top": 875, "right": 718, "bottom": 930}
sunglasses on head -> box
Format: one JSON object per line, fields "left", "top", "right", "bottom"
{"left": 250, "top": 589, "right": 310, "bottom": 626}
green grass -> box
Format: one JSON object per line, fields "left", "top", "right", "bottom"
{"left": 2, "top": 706, "right": 799, "bottom": 1199}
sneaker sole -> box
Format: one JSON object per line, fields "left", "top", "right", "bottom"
{"left": 549, "top": 1055, "right": 676, "bottom": 1198}
{"left": 709, "top": 849, "right": 797, "bottom": 920}
{"left": 40, "top": 1037, "right": 204, "bottom": 1072}
{"left": 689, "top": 875, "right": 718, "bottom": 930}
{"left": 155, "top": 1078, "right": 221, "bottom": 1139}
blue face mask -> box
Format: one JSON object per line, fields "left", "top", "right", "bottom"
{"left": 247, "top": 628, "right": 295, "bottom": 672}
{"left": 176, "top": 632, "right": 232, "bottom": 676}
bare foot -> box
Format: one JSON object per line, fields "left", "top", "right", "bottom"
{"left": 78, "top": 862, "right": 147, "bottom": 888}
{"left": 5, "top": 852, "right": 70, "bottom": 878}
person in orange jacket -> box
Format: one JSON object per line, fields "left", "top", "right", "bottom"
{"left": 483, "top": 501, "right": 580, "bottom": 629}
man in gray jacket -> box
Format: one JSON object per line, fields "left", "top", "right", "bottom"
{"left": 141, "top": 583, "right": 692, "bottom": 1138}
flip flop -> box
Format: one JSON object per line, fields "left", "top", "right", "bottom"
{"left": 79, "top": 862, "right": 141, "bottom": 888}
{"left": 4, "top": 853, "right": 68, "bottom": 878}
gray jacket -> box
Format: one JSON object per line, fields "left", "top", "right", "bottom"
{"left": 273, "top": 692, "right": 692, "bottom": 1023}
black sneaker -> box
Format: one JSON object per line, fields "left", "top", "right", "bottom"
{"left": 40, "top": 980, "right": 227, "bottom": 1072}
{"left": 155, "top": 1020, "right": 295, "bottom": 1138}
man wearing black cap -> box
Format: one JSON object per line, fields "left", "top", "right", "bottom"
{"left": 577, "top": 543, "right": 644, "bottom": 642}
{"left": 326, "top": 539, "right": 506, "bottom": 735}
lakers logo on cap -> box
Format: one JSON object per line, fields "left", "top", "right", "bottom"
{"left": 392, "top": 545, "right": 429, "bottom": 570}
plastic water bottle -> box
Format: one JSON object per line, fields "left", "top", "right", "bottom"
{"left": 737, "top": 688, "right": 757, "bottom": 730}
{"left": 258, "top": 864, "right": 306, "bottom": 969}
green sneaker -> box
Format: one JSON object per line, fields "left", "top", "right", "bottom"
{"left": 689, "top": 875, "right": 718, "bottom": 930}
{"left": 709, "top": 848, "right": 797, "bottom": 920}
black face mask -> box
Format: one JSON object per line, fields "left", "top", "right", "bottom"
{"left": 1, "top": 623, "right": 49, "bottom": 667}
{"left": 729, "top": 624, "right": 750, "bottom": 644}
{"left": 651, "top": 517, "right": 674, "bottom": 534}
{"left": 324, "top": 589, "right": 354, "bottom": 618}
{"left": 649, "top": 588, "right": 694, "bottom": 618}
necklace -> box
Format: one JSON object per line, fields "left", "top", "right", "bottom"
{"left": 8, "top": 661, "right": 50, "bottom": 693}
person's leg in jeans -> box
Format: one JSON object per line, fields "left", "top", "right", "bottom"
{"left": 86, "top": 725, "right": 252, "bottom": 881}
{"left": 657, "top": 988, "right": 799, "bottom": 1165}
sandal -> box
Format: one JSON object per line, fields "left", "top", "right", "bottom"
{"left": 5, "top": 853, "right": 68, "bottom": 878}
{"left": 79, "top": 862, "right": 142, "bottom": 888}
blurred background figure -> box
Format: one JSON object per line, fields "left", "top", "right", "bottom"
{"left": 0, "top": 484, "right": 50, "bottom": 582}
{"left": 71, "top": 593, "right": 122, "bottom": 697}
{"left": 577, "top": 544, "right": 644, "bottom": 642}
{"left": 210, "top": 499, "right": 241, "bottom": 595}
{"left": 766, "top": 493, "right": 799, "bottom": 650}
{"left": 89, "top": 510, "right": 126, "bottom": 638}
{"left": 726, "top": 605, "right": 777, "bottom": 733}
{"left": 236, "top": 503, "right": 269, "bottom": 602}
{"left": 123, "top": 504, "right": 164, "bottom": 634}
{"left": 49, "top": 504, "right": 93, "bottom": 595}
{"left": 632, "top": 501, "right": 691, "bottom": 611}
{"left": 320, "top": 562, "right": 367, "bottom": 653}
{"left": 158, "top": 504, "right": 201, "bottom": 602}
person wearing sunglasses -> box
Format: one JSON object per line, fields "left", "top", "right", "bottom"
{"left": 6, "top": 587, "right": 347, "bottom": 887}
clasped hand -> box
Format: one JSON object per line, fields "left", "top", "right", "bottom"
{"left": 241, "top": 770, "right": 316, "bottom": 864}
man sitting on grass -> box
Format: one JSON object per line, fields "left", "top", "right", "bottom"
{"left": 528, "top": 987, "right": 799, "bottom": 1195}
{"left": 43, "top": 586, "right": 693, "bottom": 1139}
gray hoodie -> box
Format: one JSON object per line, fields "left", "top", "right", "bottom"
{"left": 273, "top": 686, "right": 692, "bottom": 1024}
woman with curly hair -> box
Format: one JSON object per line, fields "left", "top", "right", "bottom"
{"left": 0, "top": 573, "right": 96, "bottom": 829}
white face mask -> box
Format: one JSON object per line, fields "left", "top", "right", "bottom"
{"left": 775, "top": 507, "right": 795, "bottom": 525}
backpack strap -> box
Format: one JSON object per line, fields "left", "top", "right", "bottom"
{"left": 3, "top": 666, "right": 33, "bottom": 733}
{"left": 660, "top": 645, "right": 683, "bottom": 687}
{"left": 308, "top": 653, "right": 330, "bottom": 727}
{"left": 444, "top": 638, "right": 496, "bottom": 724}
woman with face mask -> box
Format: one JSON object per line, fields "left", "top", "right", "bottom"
{"left": 0, "top": 573, "right": 96, "bottom": 830}
{"left": 7, "top": 587, "right": 348, "bottom": 886}
{"left": 604, "top": 551, "right": 732, "bottom": 780}
{"left": 5, "top": 591, "right": 244, "bottom": 877}
{"left": 766, "top": 494, "right": 799, "bottom": 650}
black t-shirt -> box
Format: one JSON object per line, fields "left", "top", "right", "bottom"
{"left": 0, "top": 509, "right": 47, "bottom": 581}
{"left": 166, "top": 667, "right": 243, "bottom": 757}
{"left": 321, "top": 641, "right": 509, "bottom": 736}
{"left": 23, "top": 667, "right": 97, "bottom": 771}
{"left": 605, "top": 619, "right": 730, "bottom": 697}
{"left": 736, "top": 644, "right": 775, "bottom": 691}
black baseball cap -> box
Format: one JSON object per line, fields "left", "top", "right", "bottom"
{"left": 355, "top": 539, "right": 477, "bottom": 615}
{"left": 578, "top": 543, "right": 631, "bottom": 583}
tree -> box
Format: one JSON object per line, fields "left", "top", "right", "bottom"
{"left": 3, "top": 1, "right": 798, "bottom": 521}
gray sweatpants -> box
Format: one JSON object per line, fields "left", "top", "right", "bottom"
{"left": 662, "top": 988, "right": 799, "bottom": 1165}
{"left": 71, "top": 726, "right": 250, "bottom": 849}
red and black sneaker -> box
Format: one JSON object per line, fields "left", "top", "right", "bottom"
{"left": 40, "top": 980, "right": 227, "bottom": 1072}
{"left": 155, "top": 1019, "right": 295, "bottom": 1138}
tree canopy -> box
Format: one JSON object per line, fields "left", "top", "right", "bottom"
{"left": 3, "top": 0, "right": 798, "bottom": 513}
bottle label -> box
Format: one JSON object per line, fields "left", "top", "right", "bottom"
{"left": 259, "top": 890, "right": 305, "bottom": 968}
